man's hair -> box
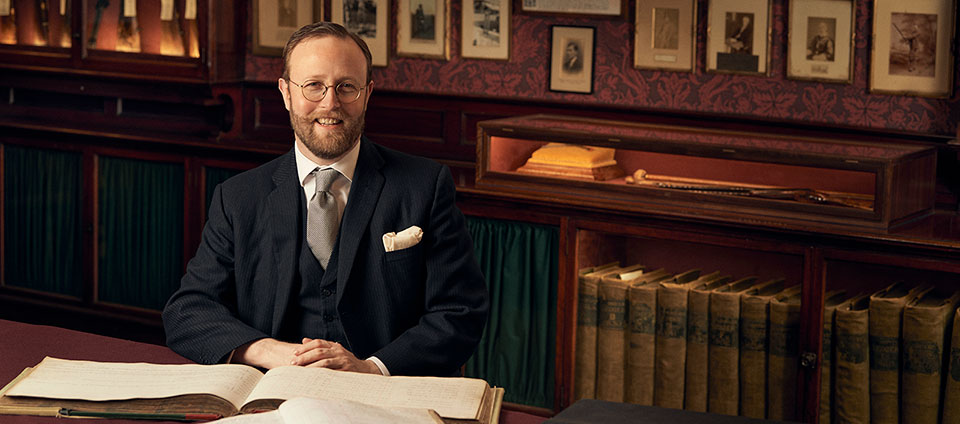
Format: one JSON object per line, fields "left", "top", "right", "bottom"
{"left": 281, "top": 22, "right": 373, "bottom": 83}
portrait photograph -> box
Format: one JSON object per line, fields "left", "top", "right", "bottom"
{"left": 634, "top": 0, "right": 696, "bottom": 72}
{"left": 397, "top": 0, "right": 449, "bottom": 59}
{"left": 870, "top": 0, "right": 955, "bottom": 97}
{"left": 462, "top": 0, "right": 510, "bottom": 60}
{"left": 787, "top": 0, "right": 854, "bottom": 83}
{"left": 706, "top": 0, "right": 770, "bottom": 75}
{"left": 253, "top": 0, "right": 319, "bottom": 56}
{"left": 549, "top": 25, "right": 595, "bottom": 93}
{"left": 332, "top": 0, "right": 389, "bottom": 66}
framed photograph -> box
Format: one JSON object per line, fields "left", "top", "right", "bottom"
{"left": 787, "top": 0, "right": 855, "bottom": 83}
{"left": 461, "top": 0, "right": 510, "bottom": 60}
{"left": 549, "top": 25, "right": 595, "bottom": 94}
{"left": 870, "top": 0, "right": 956, "bottom": 97}
{"left": 634, "top": 0, "right": 696, "bottom": 72}
{"left": 706, "top": 0, "right": 771, "bottom": 75}
{"left": 332, "top": 0, "right": 389, "bottom": 66}
{"left": 253, "top": 0, "right": 321, "bottom": 56}
{"left": 521, "top": 0, "right": 624, "bottom": 17}
{"left": 397, "top": 0, "right": 450, "bottom": 59}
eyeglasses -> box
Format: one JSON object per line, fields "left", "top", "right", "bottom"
{"left": 286, "top": 79, "right": 367, "bottom": 103}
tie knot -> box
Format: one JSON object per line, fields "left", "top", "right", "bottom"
{"left": 313, "top": 167, "right": 339, "bottom": 195}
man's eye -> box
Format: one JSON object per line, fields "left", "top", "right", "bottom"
{"left": 339, "top": 83, "right": 359, "bottom": 92}
{"left": 303, "top": 82, "right": 322, "bottom": 89}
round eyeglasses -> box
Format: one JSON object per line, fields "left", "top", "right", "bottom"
{"left": 286, "top": 79, "right": 367, "bottom": 103}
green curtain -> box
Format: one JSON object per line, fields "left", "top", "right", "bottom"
{"left": 464, "top": 216, "right": 559, "bottom": 409}
{"left": 98, "top": 156, "right": 183, "bottom": 310}
{"left": 3, "top": 145, "right": 82, "bottom": 296}
{"left": 205, "top": 167, "right": 242, "bottom": 212}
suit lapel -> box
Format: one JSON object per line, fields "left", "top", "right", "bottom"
{"left": 336, "top": 138, "right": 384, "bottom": 304}
{"left": 267, "top": 150, "right": 302, "bottom": 336}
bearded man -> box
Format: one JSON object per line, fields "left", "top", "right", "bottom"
{"left": 163, "top": 22, "right": 489, "bottom": 377}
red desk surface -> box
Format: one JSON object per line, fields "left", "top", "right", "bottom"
{"left": 0, "top": 319, "right": 547, "bottom": 424}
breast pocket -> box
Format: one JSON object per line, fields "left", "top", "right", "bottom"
{"left": 383, "top": 243, "right": 425, "bottom": 288}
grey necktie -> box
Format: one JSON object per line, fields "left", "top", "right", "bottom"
{"left": 306, "top": 167, "right": 340, "bottom": 268}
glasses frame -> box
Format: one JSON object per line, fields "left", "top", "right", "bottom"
{"left": 285, "top": 79, "right": 367, "bottom": 103}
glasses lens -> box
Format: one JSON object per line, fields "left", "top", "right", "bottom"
{"left": 336, "top": 82, "right": 362, "bottom": 103}
{"left": 302, "top": 82, "right": 327, "bottom": 102}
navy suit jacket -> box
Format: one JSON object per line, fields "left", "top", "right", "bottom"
{"left": 162, "top": 138, "right": 489, "bottom": 376}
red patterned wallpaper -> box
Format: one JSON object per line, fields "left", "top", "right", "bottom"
{"left": 245, "top": 0, "right": 960, "bottom": 137}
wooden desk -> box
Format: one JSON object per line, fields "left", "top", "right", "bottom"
{"left": 0, "top": 319, "right": 546, "bottom": 424}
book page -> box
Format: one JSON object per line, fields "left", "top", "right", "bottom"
{"left": 245, "top": 367, "right": 487, "bottom": 420}
{"left": 5, "top": 357, "right": 263, "bottom": 411}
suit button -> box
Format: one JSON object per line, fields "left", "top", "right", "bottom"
{"left": 323, "top": 314, "right": 335, "bottom": 322}
{"left": 321, "top": 289, "right": 332, "bottom": 298}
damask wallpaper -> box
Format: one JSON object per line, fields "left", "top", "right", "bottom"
{"left": 245, "top": 0, "right": 960, "bottom": 137}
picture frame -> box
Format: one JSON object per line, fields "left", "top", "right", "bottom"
{"left": 549, "top": 25, "right": 595, "bottom": 94}
{"left": 520, "top": 0, "right": 625, "bottom": 17}
{"left": 634, "top": 0, "right": 696, "bottom": 72}
{"left": 705, "top": 0, "right": 771, "bottom": 75}
{"left": 869, "top": 0, "right": 956, "bottom": 97}
{"left": 461, "top": 0, "right": 510, "bottom": 60}
{"left": 397, "top": 0, "right": 450, "bottom": 59}
{"left": 787, "top": 0, "right": 855, "bottom": 83}
{"left": 253, "top": 0, "right": 322, "bottom": 56}
{"left": 332, "top": 0, "right": 389, "bottom": 66}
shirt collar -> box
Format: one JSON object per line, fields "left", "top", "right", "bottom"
{"left": 295, "top": 138, "right": 361, "bottom": 186}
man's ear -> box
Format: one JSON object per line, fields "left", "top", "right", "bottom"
{"left": 362, "top": 80, "right": 374, "bottom": 110}
{"left": 278, "top": 78, "right": 291, "bottom": 111}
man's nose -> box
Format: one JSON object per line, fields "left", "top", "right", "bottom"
{"left": 316, "top": 89, "right": 341, "bottom": 109}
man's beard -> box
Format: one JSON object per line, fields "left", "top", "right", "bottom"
{"left": 289, "top": 108, "right": 365, "bottom": 160}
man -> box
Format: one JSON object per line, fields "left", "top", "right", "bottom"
{"left": 562, "top": 41, "right": 582, "bottom": 73}
{"left": 725, "top": 14, "right": 752, "bottom": 54}
{"left": 807, "top": 21, "right": 834, "bottom": 61}
{"left": 163, "top": 22, "right": 489, "bottom": 377}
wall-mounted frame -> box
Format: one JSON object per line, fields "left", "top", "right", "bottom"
{"left": 869, "top": 0, "right": 956, "bottom": 97}
{"left": 634, "top": 0, "right": 696, "bottom": 72}
{"left": 397, "top": 0, "right": 449, "bottom": 59}
{"left": 520, "top": 0, "right": 624, "bottom": 17}
{"left": 549, "top": 25, "right": 595, "bottom": 94}
{"left": 787, "top": 0, "right": 855, "bottom": 83}
{"left": 253, "top": 0, "right": 322, "bottom": 56}
{"left": 332, "top": 0, "right": 389, "bottom": 66}
{"left": 706, "top": 0, "right": 771, "bottom": 75}
{"left": 461, "top": 0, "right": 510, "bottom": 60}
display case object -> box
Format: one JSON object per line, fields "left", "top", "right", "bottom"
{"left": 476, "top": 114, "right": 937, "bottom": 230}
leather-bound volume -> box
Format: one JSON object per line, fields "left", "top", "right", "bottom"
{"left": 942, "top": 307, "right": 960, "bottom": 424}
{"left": 767, "top": 285, "right": 804, "bottom": 421}
{"left": 653, "top": 269, "right": 702, "bottom": 409}
{"left": 624, "top": 268, "right": 672, "bottom": 405}
{"left": 574, "top": 262, "right": 621, "bottom": 401}
{"left": 901, "top": 290, "right": 960, "bottom": 424}
{"left": 707, "top": 276, "right": 758, "bottom": 415}
{"left": 596, "top": 264, "right": 644, "bottom": 402}
{"left": 835, "top": 292, "right": 872, "bottom": 424}
{"left": 683, "top": 272, "right": 731, "bottom": 412}
{"left": 820, "top": 291, "right": 852, "bottom": 424}
{"left": 869, "top": 282, "right": 931, "bottom": 424}
{"left": 738, "top": 278, "right": 788, "bottom": 418}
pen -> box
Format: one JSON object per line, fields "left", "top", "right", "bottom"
{"left": 58, "top": 408, "right": 222, "bottom": 422}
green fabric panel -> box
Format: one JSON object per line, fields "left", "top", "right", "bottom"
{"left": 205, "top": 167, "right": 241, "bottom": 212}
{"left": 464, "top": 216, "right": 559, "bottom": 409}
{"left": 3, "top": 145, "right": 82, "bottom": 296}
{"left": 98, "top": 157, "right": 184, "bottom": 310}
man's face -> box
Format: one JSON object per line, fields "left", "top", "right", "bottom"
{"left": 279, "top": 36, "right": 372, "bottom": 163}
{"left": 565, "top": 43, "right": 577, "bottom": 60}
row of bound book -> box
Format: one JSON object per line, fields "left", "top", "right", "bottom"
{"left": 574, "top": 262, "right": 803, "bottom": 420}
{"left": 822, "top": 282, "right": 960, "bottom": 424}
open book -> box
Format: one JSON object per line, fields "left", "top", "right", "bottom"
{"left": 210, "top": 398, "right": 444, "bottom": 424}
{"left": 0, "top": 357, "right": 504, "bottom": 424}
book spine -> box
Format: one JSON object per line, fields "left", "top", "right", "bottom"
{"left": 821, "top": 306, "right": 837, "bottom": 424}
{"left": 739, "top": 296, "right": 769, "bottom": 419}
{"left": 901, "top": 294, "right": 958, "bottom": 424}
{"left": 835, "top": 307, "right": 870, "bottom": 424}
{"left": 626, "top": 285, "right": 656, "bottom": 405}
{"left": 574, "top": 276, "right": 600, "bottom": 400}
{"left": 708, "top": 291, "right": 741, "bottom": 416}
{"left": 943, "top": 307, "right": 960, "bottom": 424}
{"left": 684, "top": 289, "right": 711, "bottom": 412}
{"left": 869, "top": 297, "right": 909, "bottom": 424}
{"left": 654, "top": 284, "right": 688, "bottom": 409}
{"left": 596, "top": 279, "right": 628, "bottom": 402}
{"left": 768, "top": 300, "right": 801, "bottom": 421}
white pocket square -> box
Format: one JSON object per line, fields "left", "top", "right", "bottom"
{"left": 382, "top": 226, "right": 423, "bottom": 252}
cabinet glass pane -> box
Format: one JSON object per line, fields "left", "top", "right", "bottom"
{"left": 86, "top": 0, "right": 199, "bottom": 57}
{"left": 464, "top": 217, "right": 558, "bottom": 409}
{"left": 3, "top": 145, "right": 82, "bottom": 296}
{"left": 98, "top": 156, "right": 183, "bottom": 310}
{"left": 0, "top": 0, "right": 72, "bottom": 47}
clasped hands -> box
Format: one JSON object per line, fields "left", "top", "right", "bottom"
{"left": 234, "top": 337, "right": 381, "bottom": 374}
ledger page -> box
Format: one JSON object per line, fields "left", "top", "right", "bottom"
{"left": 245, "top": 366, "right": 487, "bottom": 420}
{"left": 6, "top": 357, "right": 264, "bottom": 410}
